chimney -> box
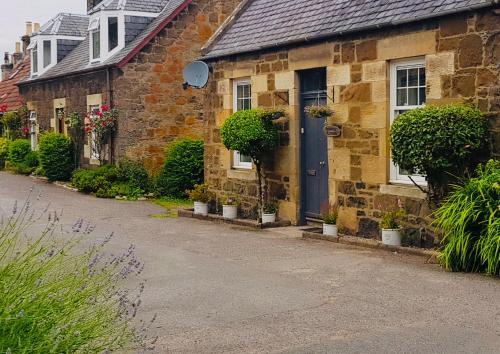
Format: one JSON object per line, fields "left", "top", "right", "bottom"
{"left": 1, "top": 52, "right": 13, "bottom": 81}
{"left": 26, "top": 22, "right": 33, "bottom": 36}
{"left": 12, "top": 42, "right": 23, "bottom": 66}
{"left": 22, "top": 22, "right": 33, "bottom": 54}
{"left": 33, "top": 23, "right": 40, "bottom": 33}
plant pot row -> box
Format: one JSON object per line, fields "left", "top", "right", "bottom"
{"left": 193, "top": 202, "right": 277, "bottom": 224}
{"left": 322, "top": 222, "right": 403, "bottom": 246}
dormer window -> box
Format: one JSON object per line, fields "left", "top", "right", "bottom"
{"left": 108, "top": 17, "right": 118, "bottom": 51}
{"left": 43, "top": 40, "right": 52, "bottom": 68}
{"left": 88, "top": 17, "right": 101, "bottom": 61}
{"left": 29, "top": 42, "right": 38, "bottom": 74}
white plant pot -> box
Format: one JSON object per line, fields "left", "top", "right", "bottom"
{"left": 223, "top": 205, "right": 238, "bottom": 219}
{"left": 323, "top": 223, "right": 338, "bottom": 237}
{"left": 262, "top": 213, "right": 276, "bottom": 224}
{"left": 193, "top": 202, "right": 208, "bottom": 216}
{"left": 382, "top": 229, "right": 403, "bottom": 246}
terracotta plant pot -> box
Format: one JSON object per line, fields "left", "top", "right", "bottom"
{"left": 323, "top": 223, "right": 338, "bottom": 236}
{"left": 193, "top": 201, "right": 208, "bottom": 216}
{"left": 381, "top": 229, "right": 403, "bottom": 246}
{"left": 222, "top": 205, "right": 238, "bottom": 219}
{"left": 262, "top": 213, "right": 276, "bottom": 224}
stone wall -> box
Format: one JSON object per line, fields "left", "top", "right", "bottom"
{"left": 113, "top": 0, "right": 243, "bottom": 171}
{"left": 204, "top": 8, "right": 499, "bottom": 242}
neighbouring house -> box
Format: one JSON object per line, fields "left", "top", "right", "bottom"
{"left": 201, "top": 0, "right": 500, "bottom": 243}
{"left": 0, "top": 23, "right": 34, "bottom": 114}
{"left": 18, "top": 0, "right": 243, "bottom": 169}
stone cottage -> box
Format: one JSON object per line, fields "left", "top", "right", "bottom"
{"left": 19, "top": 0, "right": 242, "bottom": 169}
{"left": 201, "top": 0, "right": 500, "bottom": 242}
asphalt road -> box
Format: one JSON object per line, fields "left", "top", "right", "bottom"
{"left": 1, "top": 172, "right": 499, "bottom": 354}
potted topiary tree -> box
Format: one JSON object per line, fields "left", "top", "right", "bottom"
{"left": 321, "top": 204, "right": 338, "bottom": 236}
{"left": 222, "top": 195, "right": 239, "bottom": 219}
{"left": 220, "top": 109, "right": 282, "bottom": 221}
{"left": 187, "top": 184, "right": 214, "bottom": 216}
{"left": 380, "top": 209, "right": 406, "bottom": 246}
{"left": 391, "top": 104, "right": 488, "bottom": 205}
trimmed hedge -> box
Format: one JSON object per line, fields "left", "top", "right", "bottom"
{"left": 0, "top": 138, "right": 9, "bottom": 169}
{"left": 7, "top": 139, "right": 31, "bottom": 164}
{"left": 39, "top": 133, "right": 74, "bottom": 181}
{"left": 156, "top": 138, "right": 204, "bottom": 198}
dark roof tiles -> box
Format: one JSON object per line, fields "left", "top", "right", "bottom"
{"left": 203, "top": 0, "right": 493, "bottom": 59}
{"left": 37, "top": 13, "right": 89, "bottom": 38}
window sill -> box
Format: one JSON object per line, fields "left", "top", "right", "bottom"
{"left": 227, "top": 168, "right": 256, "bottom": 181}
{"left": 380, "top": 184, "right": 426, "bottom": 200}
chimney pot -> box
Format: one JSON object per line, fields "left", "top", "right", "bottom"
{"left": 26, "top": 22, "right": 33, "bottom": 36}
{"left": 15, "top": 42, "right": 21, "bottom": 54}
{"left": 34, "top": 23, "right": 40, "bottom": 33}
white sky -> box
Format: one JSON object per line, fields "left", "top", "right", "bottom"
{"left": 0, "top": 0, "right": 86, "bottom": 58}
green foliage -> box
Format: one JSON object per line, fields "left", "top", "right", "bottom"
{"left": 1, "top": 111, "right": 21, "bottom": 139}
{"left": 156, "top": 139, "right": 204, "bottom": 198}
{"left": 380, "top": 209, "right": 406, "bottom": 230}
{"left": 72, "top": 163, "right": 149, "bottom": 200}
{"left": 7, "top": 139, "right": 31, "bottom": 164}
{"left": 0, "top": 137, "right": 9, "bottom": 169}
{"left": 391, "top": 104, "right": 488, "bottom": 201}
{"left": 187, "top": 184, "right": 214, "bottom": 203}
{"left": 321, "top": 204, "right": 339, "bottom": 225}
{"left": 117, "top": 159, "right": 150, "bottom": 191}
{"left": 434, "top": 160, "right": 499, "bottom": 276}
{"left": 65, "top": 112, "right": 85, "bottom": 169}
{"left": 39, "top": 133, "right": 74, "bottom": 181}
{"left": 0, "top": 201, "right": 154, "bottom": 352}
{"left": 263, "top": 202, "right": 278, "bottom": 215}
{"left": 24, "top": 151, "right": 39, "bottom": 168}
{"left": 220, "top": 109, "right": 280, "bottom": 162}
{"left": 304, "top": 105, "right": 334, "bottom": 119}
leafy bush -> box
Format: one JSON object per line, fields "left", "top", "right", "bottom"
{"left": 221, "top": 109, "right": 281, "bottom": 211}
{"left": 380, "top": 209, "right": 406, "bottom": 230}
{"left": 187, "top": 184, "right": 214, "bottom": 203}
{"left": 7, "top": 139, "right": 31, "bottom": 164}
{"left": 391, "top": 104, "right": 488, "bottom": 202}
{"left": 117, "top": 159, "right": 150, "bottom": 191}
{"left": 39, "top": 133, "right": 74, "bottom": 181}
{"left": 156, "top": 139, "right": 204, "bottom": 198}
{"left": 0, "top": 201, "right": 155, "bottom": 352}
{"left": 24, "top": 151, "right": 39, "bottom": 168}
{"left": 0, "top": 137, "right": 9, "bottom": 169}
{"left": 434, "top": 160, "right": 499, "bottom": 276}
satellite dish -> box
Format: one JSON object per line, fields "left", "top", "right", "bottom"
{"left": 183, "top": 61, "right": 209, "bottom": 89}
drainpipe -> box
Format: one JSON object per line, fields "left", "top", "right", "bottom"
{"left": 106, "top": 67, "right": 115, "bottom": 164}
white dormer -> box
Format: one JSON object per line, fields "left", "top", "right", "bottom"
{"left": 29, "top": 14, "right": 88, "bottom": 78}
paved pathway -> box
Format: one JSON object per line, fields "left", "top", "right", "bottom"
{"left": 1, "top": 172, "right": 499, "bottom": 353}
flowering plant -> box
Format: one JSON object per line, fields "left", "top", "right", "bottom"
{"left": 0, "top": 104, "right": 7, "bottom": 114}
{"left": 85, "top": 105, "right": 118, "bottom": 165}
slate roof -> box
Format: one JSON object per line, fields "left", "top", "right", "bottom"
{"left": 0, "top": 56, "right": 31, "bottom": 111}
{"left": 21, "top": 0, "right": 189, "bottom": 83}
{"left": 91, "top": 0, "right": 170, "bottom": 14}
{"left": 37, "top": 13, "right": 89, "bottom": 38}
{"left": 203, "top": 0, "right": 494, "bottom": 59}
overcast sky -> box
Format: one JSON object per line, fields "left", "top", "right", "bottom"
{"left": 0, "top": 0, "right": 86, "bottom": 57}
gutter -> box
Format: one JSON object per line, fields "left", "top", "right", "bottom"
{"left": 17, "top": 64, "right": 114, "bottom": 87}
{"left": 202, "top": 1, "right": 495, "bottom": 61}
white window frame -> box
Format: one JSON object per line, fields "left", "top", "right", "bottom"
{"left": 30, "top": 43, "right": 38, "bottom": 74}
{"left": 232, "top": 79, "right": 253, "bottom": 170}
{"left": 89, "top": 104, "right": 101, "bottom": 160}
{"left": 390, "top": 57, "right": 427, "bottom": 186}
{"left": 43, "top": 40, "right": 52, "bottom": 68}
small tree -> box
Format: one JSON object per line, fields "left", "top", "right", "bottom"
{"left": 66, "top": 112, "right": 85, "bottom": 169}
{"left": 391, "top": 104, "right": 488, "bottom": 204}
{"left": 220, "top": 109, "right": 281, "bottom": 215}
{"left": 85, "top": 105, "right": 118, "bottom": 165}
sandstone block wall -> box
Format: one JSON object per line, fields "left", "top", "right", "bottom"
{"left": 205, "top": 8, "right": 499, "bottom": 243}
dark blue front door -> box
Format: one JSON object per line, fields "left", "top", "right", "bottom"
{"left": 300, "top": 69, "right": 329, "bottom": 221}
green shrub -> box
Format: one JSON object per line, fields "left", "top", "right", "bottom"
{"left": 391, "top": 104, "right": 488, "bottom": 202}
{"left": 7, "top": 139, "right": 31, "bottom": 164}
{"left": 39, "top": 133, "right": 74, "bottom": 181}
{"left": 434, "top": 160, "right": 499, "bottom": 276}
{"left": 0, "top": 138, "right": 9, "bottom": 169}
{"left": 187, "top": 184, "right": 214, "bottom": 203}
{"left": 117, "top": 159, "right": 150, "bottom": 191}
{"left": 24, "top": 151, "right": 39, "bottom": 168}
{"left": 0, "top": 201, "right": 154, "bottom": 352}
{"left": 97, "top": 164, "right": 119, "bottom": 183}
{"left": 72, "top": 169, "right": 98, "bottom": 193}
{"left": 156, "top": 139, "right": 204, "bottom": 198}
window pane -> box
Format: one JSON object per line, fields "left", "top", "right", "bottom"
{"left": 408, "top": 88, "right": 418, "bottom": 106}
{"left": 408, "top": 68, "right": 419, "bottom": 87}
{"left": 396, "top": 69, "right": 407, "bottom": 88}
{"left": 43, "top": 40, "right": 51, "bottom": 68}
{"left": 92, "top": 31, "right": 100, "bottom": 59}
{"left": 108, "top": 17, "right": 118, "bottom": 51}
{"left": 32, "top": 49, "right": 38, "bottom": 73}
{"left": 240, "top": 154, "right": 252, "bottom": 163}
{"left": 237, "top": 85, "right": 244, "bottom": 98}
{"left": 419, "top": 68, "right": 426, "bottom": 86}
{"left": 397, "top": 88, "right": 407, "bottom": 106}
{"left": 419, "top": 87, "right": 426, "bottom": 105}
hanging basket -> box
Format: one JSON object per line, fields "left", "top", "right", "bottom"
{"left": 304, "top": 105, "right": 334, "bottom": 119}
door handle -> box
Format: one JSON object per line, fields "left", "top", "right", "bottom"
{"left": 319, "top": 161, "right": 326, "bottom": 167}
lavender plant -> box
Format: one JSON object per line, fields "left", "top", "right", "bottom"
{"left": 0, "top": 198, "right": 157, "bottom": 352}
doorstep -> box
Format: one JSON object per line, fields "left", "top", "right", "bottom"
{"left": 302, "top": 228, "right": 440, "bottom": 263}
{"left": 178, "top": 209, "right": 292, "bottom": 229}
